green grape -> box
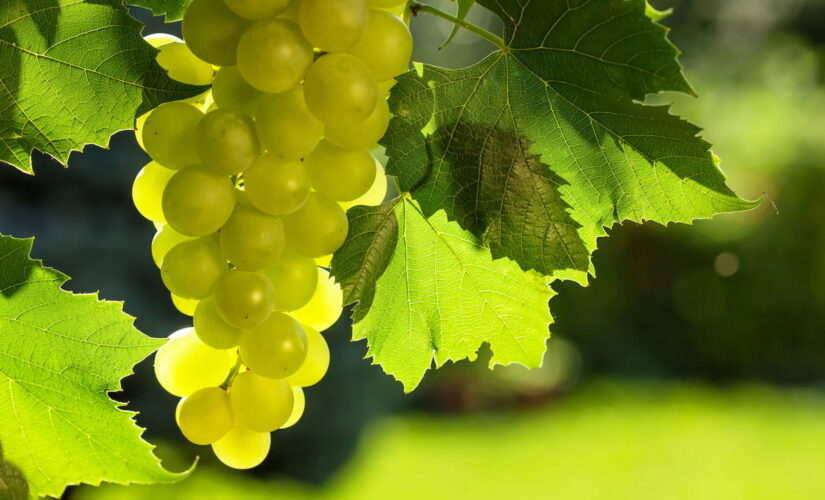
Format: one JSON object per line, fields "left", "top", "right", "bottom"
{"left": 211, "top": 426, "right": 270, "bottom": 469}
{"left": 176, "top": 387, "right": 234, "bottom": 445}
{"left": 263, "top": 253, "right": 318, "bottom": 312}
{"left": 283, "top": 193, "right": 348, "bottom": 257}
{"left": 161, "top": 238, "right": 226, "bottom": 299}
{"left": 287, "top": 325, "right": 329, "bottom": 387}
{"left": 376, "top": 78, "right": 396, "bottom": 97}
{"left": 347, "top": 10, "right": 412, "bottom": 81}
{"left": 366, "top": 0, "right": 404, "bottom": 8}
{"left": 341, "top": 159, "right": 388, "bottom": 209}
{"left": 224, "top": 0, "right": 292, "bottom": 19}
{"left": 194, "top": 296, "right": 243, "bottom": 349}
{"left": 214, "top": 270, "right": 275, "bottom": 329}
{"left": 323, "top": 94, "right": 389, "bottom": 150}
{"left": 220, "top": 203, "right": 286, "bottom": 271}
{"left": 315, "top": 254, "right": 332, "bottom": 268}
{"left": 195, "top": 109, "right": 259, "bottom": 175}
{"left": 162, "top": 165, "right": 236, "bottom": 236}
{"left": 290, "top": 268, "right": 343, "bottom": 330}
{"left": 182, "top": 0, "right": 249, "bottom": 66}
{"left": 281, "top": 386, "right": 304, "bottom": 428}
{"left": 171, "top": 293, "right": 199, "bottom": 316}
{"left": 144, "top": 33, "right": 181, "bottom": 48}
{"left": 303, "top": 53, "right": 378, "bottom": 127}
{"left": 212, "top": 66, "right": 267, "bottom": 116}
{"left": 132, "top": 161, "right": 175, "bottom": 223}
{"left": 229, "top": 371, "right": 293, "bottom": 432}
{"left": 305, "top": 141, "right": 376, "bottom": 201}
{"left": 156, "top": 41, "right": 214, "bottom": 85}
{"left": 255, "top": 87, "right": 323, "bottom": 161}
{"left": 141, "top": 102, "right": 203, "bottom": 169}
{"left": 240, "top": 312, "right": 307, "bottom": 378}
{"left": 278, "top": 0, "right": 300, "bottom": 20}
{"left": 243, "top": 156, "right": 310, "bottom": 216}
{"left": 298, "top": 0, "right": 368, "bottom": 52}
{"left": 135, "top": 111, "right": 150, "bottom": 151}
{"left": 151, "top": 225, "right": 194, "bottom": 268}
{"left": 154, "top": 328, "right": 234, "bottom": 397}
{"left": 236, "top": 19, "right": 313, "bottom": 93}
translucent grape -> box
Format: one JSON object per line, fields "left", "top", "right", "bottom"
{"left": 305, "top": 141, "right": 376, "bottom": 201}
{"left": 176, "top": 387, "right": 234, "bottom": 445}
{"left": 212, "top": 426, "right": 270, "bottom": 469}
{"left": 240, "top": 312, "right": 307, "bottom": 378}
{"left": 212, "top": 66, "right": 267, "bottom": 116}
{"left": 214, "top": 270, "right": 275, "bottom": 329}
{"left": 161, "top": 238, "right": 226, "bottom": 299}
{"left": 195, "top": 109, "right": 259, "bottom": 175}
{"left": 154, "top": 327, "right": 234, "bottom": 397}
{"left": 283, "top": 193, "right": 348, "bottom": 257}
{"left": 162, "top": 165, "right": 236, "bottom": 236}
{"left": 132, "top": 161, "right": 175, "bottom": 223}
{"left": 304, "top": 53, "right": 378, "bottom": 127}
{"left": 243, "top": 156, "right": 310, "bottom": 216}
{"left": 298, "top": 0, "right": 368, "bottom": 52}
{"left": 220, "top": 204, "right": 285, "bottom": 270}
{"left": 290, "top": 268, "right": 343, "bottom": 330}
{"left": 347, "top": 10, "right": 412, "bottom": 81}
{"left": 182, "top": 0, "right": 249, "bottom": 66}
{"left": 151, "top": 225, "right": 194, "bottom": 268}
{"left": 255, "top": 87, "right": 323, "bottom": 161}
{"left": 141, "top": 102, "right": 203, "bottom": 169}
{"left": 377, "top": 78, "right": 397, "bottom": 97}
{"left": 229, "top": 371, "right": 293, "bottom": 432}
{"left": 224, "top": 0, "right": 292, "bottom": 19}
{"left": 315, "top": 254, "right": 332, "bottom": 268}
{"left": 144, "top": 33, "right": 181, "bottom": 48}
{"left": 193, "top": 296, "right": 243, "bottom": 349}
{"left": 323, "top": 94, "right": 389, "bottom": 150}
{"left": 171, "top": 293, "right": 199, "bottom": 316}
{"left": 341, "top": 160, "right": 388, "bottom": 209}
{"left": 236, "top": 19, "right": 313, "bottom": 93}
{"left": 287, "top": 325, "right": 329, "bottom": 387}
{"left": 281, "top": 386, "right": 304, "bottom": 429}
{"left": 135, "top": 111, "right": 150, "bottom": 151}
{"left": 263, "top": 253, "right": 318, "bottom": 311}
{"left": 278, "top": 0, "right": 300, "bottom": 20}
{"left": 156, "top": 41, "right": 214, "bottom": 85}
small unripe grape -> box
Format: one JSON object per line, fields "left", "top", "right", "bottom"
{"left": 171, "top": 293, "right": 199, "bottom": 316}
{"left": 155, "top": 41, "right": 214, "bottom": 85}
{"left": 283, "top": 193, "right": 348, "bottom": 257}
{"left": 214, "top": 270, "right": 275, "bottom": 329}
{"left": 298, "top": 0, "right": 368, "bottom": 52}
{"left": 193, "top": 296, "right": 243, "bottom": 349}
{"left": 161, "top": 238, "right": 226, "bottom": 299}
{"left": 195, "top": 109, "right": 259, "bottom": 175}
{"left": 305, "top": 141, "right": 377, "bottom": 201}
{"left": 240, "top": 312, "right": 307, "bottom": 378}
{"left": 291, "top": 268, "right": 344, "bottom": 330}
{"left": 229, "top": 371, "right": 293, "bottom": 432}
{"left": 263, "top": 253, "right": 318, "bottom": 312}
{"left": 347, "top": 10, "right": 412, "bottom": 81}
{"left": 162, "top": 165, "right": 236, "bottom": 236}
{"left": 255, "top": 87, "right": 323, "bottom": 161}
{"left": 154, "top": 328, "right": 234, "bottom": 397}
{"left": 287, "top": 325, "right": 329, "bottom": 387}
{"left": 281, "top": 386, "right": 305, "bottom": 428}
{"left": 224, "top": 0, "right": 292, "bottom": 19}
{"left": 212, "top": 66, "right": 267, "bottom": 116}
{"left": 324, "top": 94, "right": 389, "bottom": 150}
{"left": 183, "top": 0, "right": 249, "bottom": 66}
{"left": 176, "top": 387, "right": 234, "bottom": 445}
{"left": 341, "top": 159, "right": 388, "bottom": 209}
{"left": 151, "top": 225, "right": 194, "bottom": 268}
{"left": 142, "top": 102, "right": 203, "bottom": 169}
{"left": 132, "top": 161, "right": 175, "bottom": 223}
{"left": 243, "top": 156, "right": 310, "bottom": 216}
{"left": 220, "top": 205, "right": 285, "bottom": 270}
{"left": 212, "top": 426, "right": 270, "bottom": 469}
{"left": 304, "top": 53, "right": 378, "bottom": 127}
{"left": 237, "top": 19, "right": 313, "bottom": 93}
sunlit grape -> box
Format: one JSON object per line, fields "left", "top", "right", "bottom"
{"left": 154, "top": 328, "right": 234, "bottom": 397}
{"left": 195, "top": 109, "right": 259, "bottom": 175}
{"left": 171, "top": 293, "right": 199, "bottom": 316}
{"left": 340, "top": 159, "right": 388, "bottom": 209}
{"left": 151, "top": 225, "right": 194, "bottom": 268}
{"left": 240, "top": 312, "right": 307, "bottom": 378}
{"left": 243, "top": 156, "right": 310, "bottom": 216}
{"left": 287, "top": 325, "right": 329, "bottom": 387}
{"left": 214, "top": 269, "right": 275, "bottom": 329}
{"left": 298, "top": 0, "right": 368, "bottom": 52}
{"left": 237, "top": 19, "right": 313, "bottom": 93}
{"left": 156, "top": 41, "right": 214, "bottom": 85}
{"left": 281, "top": 386, "right": 304, "bottom": 428}
{"left": 229, "top": 371, "right": 293, "bottom": 432}
{"left": 212, "top": 66, "right": 267, "bottom": 115}
{"left": 176, "top": 387, "right": 234, "bottom": 445}
{"left": 304, "top": 53, "right": 378, "bottom": 127}
{"left": 225, "top": 0, "right": 292, "bottom": 19}
{"left": 144, "top": 33, "right": 182, "bottom": 48}
{"left": 141, "top": 102, "right": 203, "bottom": 169}
{"left": 283, "top": 193, "right": 348, "bottom": 257}
{"left": 347, "top": 10, "right": 412, "bottom": 81}
{"left": 323, "top": 94, "right": 390, "bottom": 150}
{"left": 182, "top": 0, "right": 249, "bottom": 65}
{"left": 132, "top": 161, "right": 175, "bottom": 223}
{"left": 255, "top": 87, "right": 323, "bottom": 161}
{"left": 212, "top": 426, "right": 270, "bottom": 469}
{"left": 305, "top": 141, "right": 376, "bottom": 201}
{"left": 263, "top": 252, "right": 318, "bottom": 312}
{"left": 290, "top": 268, "right": 343, "bottom": 331}
{"left": 193, "top": 296, "right": 243, "bottom": 349}
{"left": 161, "top": 238, "right": 226, "bottom": 299}
{"left": 220, "top": 204, "right": 285, "bottom": 270}
{"left": 162, "top": 165, "right": 236, "bottom": 236}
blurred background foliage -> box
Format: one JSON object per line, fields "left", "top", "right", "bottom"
{"left": 0, "top": 0, "right": 823, "bottom": 497}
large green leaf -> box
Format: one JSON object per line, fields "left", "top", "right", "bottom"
{"left": 385, "top": 0, "right": 757, "bottom": 281}
{"left": 0, "top": 234, "right": 186, "bottom": 499}
{"left": 0, "top": 0, "right": 205, "bottom": 173}
{"left": 332, "top": 198, "right": 553, "bottom": 391}
{"left": 128, "top": 0, "right": 193, "bottom": 22}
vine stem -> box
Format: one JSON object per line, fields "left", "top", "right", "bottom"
{"left": 409, "top": 2, "right": 506, "bottom": 51}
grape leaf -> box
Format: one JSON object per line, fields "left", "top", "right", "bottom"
{"left": 0, "top": 0, "right": 206, "bottom": 173}
{"left": 0, "top": 234, "right": 187, "bottom": 499}
{"left": 128, "top": 0, "right": 193, "bottom": 22}
{"left": 332, "top": 198, "right": 554, "bottom": 392}
{"left": 385, "top": 0, "right": 758, "bottom": 281}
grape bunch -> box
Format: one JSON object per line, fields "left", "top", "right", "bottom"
{"left": 130, "top": 0, "right": 412, "bottom": 469}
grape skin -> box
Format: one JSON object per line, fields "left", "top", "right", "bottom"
{"left": 229, "top": 371, "right": 293, "bottom": 432}
{"left": 243, "top": 156, "right": 311, "bottom": 216}
{"left": 154, "top": 328, "right": 234, "bottom": 397}
{"left": 151, "top": 225, "right": 194, "bottom": 268}
{"left": 290, "top": 268, "right": 344, "bottom": 331}
{"left": 240, "top": 312, "right": 308, "bottom": 378}
{"left": 162, "top": 165, "right": 236, "bottom": 237}
{"left": 281, "top": 386, "right": 305, "bottom": 429}
{"left": 236, "top": 19, "right": 313, "bottom": 94}
{"left": 255, "top": 87, "right": 323, "bottom": 161}
{"left": 323, "top": 94, "right": 390, "bottom": 151}
{"left": 194, "top": 109, "right": 260, "bottom": 175}
{"left": 347, "top": 10, "right": 413, "bottom": 82}
{"left": 214, "top": 269, "right": 276, "bottom": 329}
{"left": 220, "top": 204, "right": 285, "bottom": 270}
{"left": 212, "top": 426, "right": 271, "bottom": 469}
{"left": 303, "top": 53, "right": 378, "bottom": 128}
{"left": 212, "top": 66, "right": 267, "bottom": 116}
{"left": 132, "top": 162, "right": 175, "bottom": 223}
{"left": 194, "top": 296, "right": 242, "bottom": 349}
{"left": 264, "top": 252, "right": 318, "bottom": 312}
{"left": 340, "top": 160, "right": 389, "bottom": 209}
{"left": 224, "top": 0, "right": 291, "bottom": 20}
{"left": 155, "top": 41, "right": 215, "bottom": 85}
{"left": 142, "top": 102, "right": 203, "bottom": 170}
{"left": 183, "top": 0, "right": 249, "bottom": 66}
{"left": 283, "top": 192, "right": 349, "bottom": 257}
{"left": 298, "top": 0, "right": 368, "bottom": 52}
{"left": 305, "top": 140, "right": 377, "bottom": 202}
{"left": 287, "top": 325, "right": 329, "bottom": 387}
{"left": 161, "top": 238, "right": 226, "bottom": 299}
{"left": 176, "top": 387, "right": 234, "bottom": 445}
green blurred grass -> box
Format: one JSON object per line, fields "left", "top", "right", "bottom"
{"left": 76, "top": 382, "right": 825, "bottom": 499}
